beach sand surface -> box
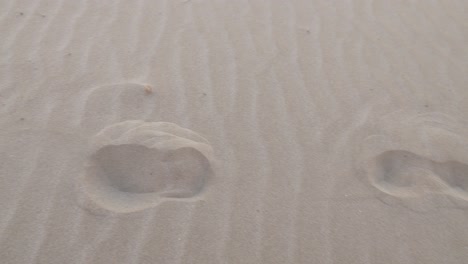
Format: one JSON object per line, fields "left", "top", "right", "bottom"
{"left": 0, "top": 0, "right": 467, "bottom": 263}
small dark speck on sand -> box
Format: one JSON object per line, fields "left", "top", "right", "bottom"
{"left": 424, "top": 104, "right": 429, "bottom": 108}
{"left": 144, "top": 85, "right": 153, "bottom": 94}
{"left": 67, "top": 53, "right": 72, "bottom": 56}
{"left": 306, "top": 30, "right": 310, "bottom": 34}
{"left": 19, "top": 12, "right": 24, "bottom": 16}
{"left": 20, "top": 118, "right": 25, "bottom": 121}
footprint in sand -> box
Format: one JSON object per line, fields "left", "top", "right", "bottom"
{"left": 359, "top": 112, "right": 468, "bottom": 211}
{"left": 78, "top": 120, "right": 215, "bottom": 214}
{"left": 368, "top": 150, "right": 468, "bottom": 198}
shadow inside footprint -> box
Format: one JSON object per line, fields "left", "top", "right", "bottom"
{"left": 434, "top": 160, "right": 468, "bottom": 193}
{"left": 92, "top": 144, "right": 208, "bottom": 196}
{"left": 371, "top": 150, "right": 468, "bottom": 199}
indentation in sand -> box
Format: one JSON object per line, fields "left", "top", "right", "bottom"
{"left": 369, "top": 150, "right": 468, "bottom": 199}
{"left": 359, "top": 111, "right": 468, "bottom": 211}
{"left": 79, "top": 120, "right": 215, "bottom": 213}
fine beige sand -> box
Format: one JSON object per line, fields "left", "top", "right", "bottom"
{"left": 1, "top": 1, "right": 467, "bottom": 263}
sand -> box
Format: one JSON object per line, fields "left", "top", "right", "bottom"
{"left": 0, "top": 0, "right": 467, "bottom": 263}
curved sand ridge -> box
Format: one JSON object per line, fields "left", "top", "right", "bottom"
{"left": 358, "top": 111, "right": 468, "bottom": 211}
{"left": 79, "top": 120, "right": 215, "bottom": 214}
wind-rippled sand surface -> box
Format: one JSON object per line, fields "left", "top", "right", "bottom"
{"left": 0, "top": 1, "right": 467, "bottom": 263}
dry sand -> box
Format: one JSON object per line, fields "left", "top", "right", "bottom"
{"left": 0, "top": 0, "right": 467, "bottom": 263}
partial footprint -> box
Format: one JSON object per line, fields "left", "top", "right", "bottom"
{"left": 359, "top": 111, "right": 468, "bottom": 211}
{"left": 78, "top": 120, "right": 215, "bottom": 214}
{"left": 368, "top": 150, "right": 468, "bottom": 197}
